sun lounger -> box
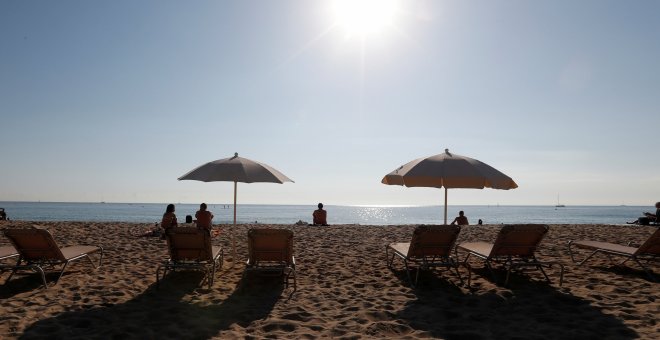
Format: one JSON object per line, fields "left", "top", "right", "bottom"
{"left": 568, "top": 227, "right": 660, "bottom": 280}
{"left": 3, "top": 227, "right": 103, "bottom": 289}
{"left": 386, "top": 225, "right": 463, "bottom": 287}
{"left": 243, "top": 228, "right": 296, "bottom": 290}
{"left": 0, "top": 245, "right": 20, "bottom": 273}
{"left": 457, "top": 224, "right": 564, "bottom": 286}
{"left": 157, "top": 227, "right": 224, "bottom": 288}
{"left": 0, "top": 245, "right": 19, "bottom": 262}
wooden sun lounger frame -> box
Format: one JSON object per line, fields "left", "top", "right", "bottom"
{"left": 0, "top": 245, "right": 19, "bottom": 262}
{"left": 3, "top": 228, "right": 103, "bottom": 289}
{"left": 0, "top": 245, "right": 20, "bottom": 274}
{"left": 386, "top": 225, "right": 463, "bottom": 287}
{"left": 568, "top": 227, "right": 660, "bottom": 280}
{"left": 458, "top": 224, "right": 564, "bottom": 287}
{"left": 157, "top": 227, "right": 224, "bottom": 288}
{"left": 243, "top": 228, "right": 296, "bottom": 290}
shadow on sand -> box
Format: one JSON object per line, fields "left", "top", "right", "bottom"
{"left": 0, "top": 271, "right": 79, "bottom": 298}
{"left": 395, "top": 267, "right": 638, "bottom": 339}
{"left": 18, "top": 271, "right": 285, "bottom": 339}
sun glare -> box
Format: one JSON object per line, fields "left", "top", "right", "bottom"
{"left": 332, "top": 0, "right": 399, "bottom": 38}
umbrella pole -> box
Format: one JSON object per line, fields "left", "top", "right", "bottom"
{"left": 444, "top": 187, "right": 448, "bottom": 225}
{"left": 233, "top": 181, "right": 237, "bottom": 225}
{"left": 231, "top": 181, "right": 237, "bottom": 266}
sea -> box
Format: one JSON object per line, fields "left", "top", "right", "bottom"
{"left": 0, "top": 202, "right": 650, "bottom": 226}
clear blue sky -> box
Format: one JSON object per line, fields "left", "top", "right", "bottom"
{"left": 1, "top": 0, "right": 658, "bottom": 206}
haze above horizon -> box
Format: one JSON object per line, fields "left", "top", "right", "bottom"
{"left": 1, "top": 0, "right": 658, "bottom": 207}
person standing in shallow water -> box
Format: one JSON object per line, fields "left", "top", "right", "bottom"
{"left": 451, "top": 210, "right": 469, "bottom": 226}
{"left": 312, "top": 203, "right": 328, "bottom": 226}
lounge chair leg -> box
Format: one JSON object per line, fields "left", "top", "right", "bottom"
{"left": 464, "top": 262, "right": 472, "bottom": 289}
{"left": 34, "top": 265, "right": 47, "bottom": 289}
{"left": 452, "top": 260, "right": 464, "bottom": 286}
{"left": 95, "top": 248, "right": 104, "bottom": 268}
{"left": 571, "top": 249, "right": 601, "bottom": 266}
{"left": 4, "top": 255, "right": 24, "bottom": 285}
{"left": 567, "top": 241, "right": 577, "bottom": 262}
{"left": 82, "top": 249, "right": 103, "bottom": 269}
{"left": 568, "top": 241, "right": 601, "bottom": 265}
{"left": 5, "top": 267, "right": 18, "bottom": 285}
{"left": 389, "top": 253, "right": 397, "bottom": 269}
{"left": 605, "top": 253, "right": 617, "bottom": 265}
{"left": 632, "top": 258, "right": 657, "bottom": 281}
{"left": 402, "top": 259, "right": 415, "bottom": 288}
{"left": 55, "top": 262, "right": 70, "bottom": 284}
{"left": 462, "top": 252, "right": 472, "bottom": 266}
{"left": 485, "top": 261, "right": 498, "bottom": 283}
{"left": 537, "top": 264, "right": 551, "bottom": 283}
{"left": 386, "top": 246, "right": 396, "bottom": 268}
{"left": 556, "top": 263, "right": 565, "bottom": 286}
{"left": 619, "top": 258, "right": 632, "bottom": 266}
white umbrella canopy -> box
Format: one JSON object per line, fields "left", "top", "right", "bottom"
{"left": 178, "top": 152, "right": 293, "bottom": 185}
{"left": 178, "top": 152, "right": 294, "bottom": 261}
{"left": 382, "top": 149, "right": 518, "bottom": 224}
{"left": 178, "top": 152, "right": 294, "bottom": 224}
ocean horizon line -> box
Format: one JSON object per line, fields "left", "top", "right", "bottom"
{"left": 0, "top": 201, "right": 647, "bottom": 225}
{"left": 0, "top": 200, "right": 644, "bottom": 208}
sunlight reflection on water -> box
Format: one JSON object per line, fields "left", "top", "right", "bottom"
{"left": 0, "top": 202, "right": 646, "bottom": 225}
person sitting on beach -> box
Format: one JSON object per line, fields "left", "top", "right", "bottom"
{"left": 643, "top": 202, "right": 660, "bottom": 222}
{"left": 0, "top": 208, "right": 6, "bottom": 221}
{"left": 450, "top": 211, "right": 469, "bottom": 225}
{"left": 161, "top": 203, "right": 178, "bottom": 231}
{"left": 312, "top": 203, "right": 328, "bottom": 226}
{"left": 195, "top": 203, "right": 214, "bottom": 232}
{"left": 628, "top": 202, "right": 660, "bottom": 225}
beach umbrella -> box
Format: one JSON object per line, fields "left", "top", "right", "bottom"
{"left": 178, "top": 152, "right": 294, "bottom": 260}
{"left": 382, "top": 149, "right": 518, "bottom": 224}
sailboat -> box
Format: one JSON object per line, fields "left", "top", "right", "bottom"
{"left": 555, "top": 194, "right": 565, "bottom": 208}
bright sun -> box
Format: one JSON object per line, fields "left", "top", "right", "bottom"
{"left": 332, "top": 0, "right": 400, "bottom": 38}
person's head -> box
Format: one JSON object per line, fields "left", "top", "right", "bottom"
{"left": 318, "top": 203, "right": 324, "bottom": 209}
{"left": 200, "top": 203, "right": 207, "bottom": 211}
{"left": 655, "top": 202, "right": 660, "bottom": 209}
{"left": 458, "top": 210, "right": 464, "bottom": 216}
{"left": 166, "top": 204, "right": 175, "bottom": 213}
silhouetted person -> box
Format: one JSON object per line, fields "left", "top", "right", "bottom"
{"left": 312, "top": 203, "right": 328, "bottom": 226}
{"left": 451, "top": 210, "right": 469, "bottom": 226}
{"left": 195, "top": 203, "right": 214, "bottom": 232}
{"left": 643, "top": 202, "right": 660, "bottom": 223}
{"left": 161, "top": 204, "right": 178, "bottom": 231}
{"left": 629, "top": 201, "right": 660, "bottom": 225}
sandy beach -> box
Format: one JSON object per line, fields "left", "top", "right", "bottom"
{"left": 0, "top": 221, "right": 657, "bottom": 339}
